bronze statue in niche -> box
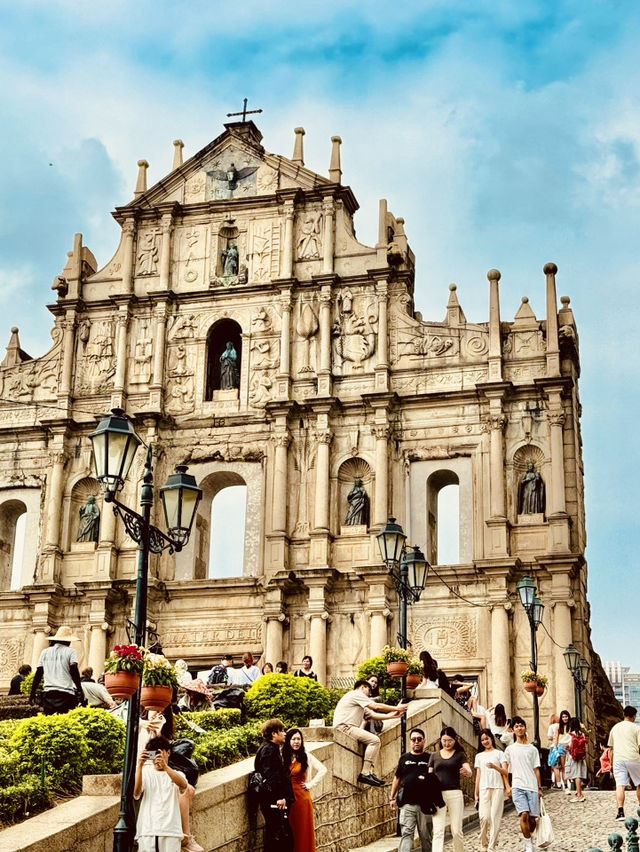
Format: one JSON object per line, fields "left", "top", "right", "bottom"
{"left": 518, "top": 462, "right": 545, "bottom": 514}
{"left": 345, "top": 478, "right": 369, "bottom": 526}
{"left": 77, "top": 495, "right": 100, "bottom": 542}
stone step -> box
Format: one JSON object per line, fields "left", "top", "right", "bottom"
{"left": 349, "top": 804, "right": 479, "bottom": 852}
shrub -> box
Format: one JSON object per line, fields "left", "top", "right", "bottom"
{"left": 356, "top": 656, "right": 401, "bottom": 703}
{"left": 0, "top": 748, "right": 21, "bottom": 787}
{"left": 244, "top": 674, "right": 332, "bottom": 727}
{"left": 67, "top": 707, "right": 125, "bottom": 775}
{"left": 0, "top": 719, "right": 21, "bottom": 748}
{"left": 8, "top": 713, "right": 89, "bottom": 792}
{"left": 19, "top": 673, "right": 42, "bottom": 698}
{"left": 174, "top": 708, "right": 241, "bottom": 738}
{"left": 192, "top": 722, "right": 262, "bottom": 772}
{"left": 0, "top": 776, "right": 51, "bottom": 827}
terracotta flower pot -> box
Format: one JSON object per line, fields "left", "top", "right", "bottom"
{"left": 386, "top": 662, "right": 409, "bottom": 679}
{"left": 140, "top": 685, "right": 173, "bottom": 712}
{"left": 523, "top": 681, "right": 537, "bottom": 693}
{"left": 105, "top": 671, "right": 140, "bottom": 699}
{"left": 536, "top": 685, "right": 546, "bottom": 697}
{"left": 406, "top": 674, "right": 422, "bottom": 690}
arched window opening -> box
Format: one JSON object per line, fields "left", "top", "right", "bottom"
{"left": 205, "top": 318, "right": 242, "bottom": 400}
{"left": 426, "top": 470, "right": 460, "bottom": 566}
{"left": 209, "top": 484, "right": 247, "bottom": 578}
{"left": 0, "top": 499, "right": 27, "bottom": 591}
{"left": 436, "top": 483, "right": 460, "bottom": 565}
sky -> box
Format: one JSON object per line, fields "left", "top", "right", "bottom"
{"left": 1, "top": 0, "right": 638, "bottom": 668}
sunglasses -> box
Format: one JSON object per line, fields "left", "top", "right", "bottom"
{"left": 410, "top": 736, "right": 424, "bottom": 742}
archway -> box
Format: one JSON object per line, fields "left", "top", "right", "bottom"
{"left": 205, "top": 318, "right": 242, "bottom": 400}
{"left": 426, "top": 470, "right": 460, "bottom": 566}
{"left": 0, "top": 499, "right": 27, "bottom": 591}
{"left": 209, "top": 484, "right": 248, "bottom": 578}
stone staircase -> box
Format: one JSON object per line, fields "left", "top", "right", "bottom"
{"left": 349, "top": 803, "right": 479, "bottom": 852}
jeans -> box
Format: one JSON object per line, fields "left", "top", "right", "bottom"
{"left": 399, "top": 804, "right": 432, "bottom": 852}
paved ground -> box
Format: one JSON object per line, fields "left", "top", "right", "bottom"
{"left": 442, "top": 788, "right": 640, "bottom": 852}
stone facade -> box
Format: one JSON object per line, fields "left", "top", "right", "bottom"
{"left": 0, "top": 120, "right": 591, "bottom": 728}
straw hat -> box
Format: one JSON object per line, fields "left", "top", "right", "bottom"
{"left": 49, "top": 625, "right": 80, "bottom": 642}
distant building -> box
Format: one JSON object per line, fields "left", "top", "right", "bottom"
{"left": 604, "top": 662, "right": 640, "bottom": 708}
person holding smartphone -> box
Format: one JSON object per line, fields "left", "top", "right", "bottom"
{"left": 134, "top": 736, "right": 188, "bottom": 852}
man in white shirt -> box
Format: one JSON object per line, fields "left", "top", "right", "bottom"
{"left": 236, "top": 652, "right": 261, "bottom": 685}
{"left": 500, "top": 716, "right": 542, "bottom": 852}
{"left": 134, "top": 735, "right": 187, "bottom": 852}
{"left": 608, "top": 705, "right": 640, "bottom": 821}
{"left": 80, "top": 667, "right": 116, "bottom": 709}
{"left": 333, "top": 678, "right": 407, "bottom": 786}
{"left": 29, "top": 625, "right": 85, "bottom": 715}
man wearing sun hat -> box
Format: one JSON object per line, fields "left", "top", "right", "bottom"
{"left": 29, "top": 625, "right": 85, "bottom": 715}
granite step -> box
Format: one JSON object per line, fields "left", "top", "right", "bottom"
{"left": 349, "top": 803, "right": 479, "bottom": 852}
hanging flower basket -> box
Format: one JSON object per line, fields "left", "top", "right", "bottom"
{"left": 524, "top": 682, "right": 538, "bottom": 693}
{"left": 406, "top": 673, "right": 422, "bottom": 690}
{"left": 386, "top": 661, "right": 409, "bottom": 679}
{"left": 140, "top": 685, "right": 173, "bottom": 712}
{"left": 105, "top": 671, "right": 140, "bottom": 699}
{"left": 535, "top": 684, "right": 546, "bottom": 697}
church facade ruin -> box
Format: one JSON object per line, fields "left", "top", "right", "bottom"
{"left": 0, "top": 121, "right": 590, "bottom": 725}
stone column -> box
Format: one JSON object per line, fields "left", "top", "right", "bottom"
{"left": 31, "top": 628, "right": 51, "bottom": 670}
{"left": 488, "top": 414, "right": 507, "bottom": 518}
{"left": 59, "top": 310, "right": 77, "bottom": 399}
{"left": 548, "top": 411, "right": 566, "bottom": 515}
{"left": 376, "top": 281, "right": 389, "bottom": 369}
{"left": 45, "top": 451, "right": 67, "bottom": 548}
{"left": 314, "top": 430, "right": 332, "bottom": 532}
{"left": 372, "top": 425, "right": 389, "bottom": 527}
{"left": 265, "top": 615, "right": 285, "bottom": 666}
{"left": 491, "top": 603, "right": 512, "bottom": 713}
{"left": 88, "top": 623, "right": 109, "bottom": 677}
{"left": 158, "top": 214, "right": 173, "bottom": 290}
{"left": 544, "top": 262, "right": 561, "bottom": 377}
{"left": 282, "top": 200, "right": 295, "bottom": 279}
{"left": 318, "top": 286, "right": 332, "bottom": 375}
{"left": 272, "top": 430, "right": 290, "bottom": 535}
{"left": 553, "top": 600, "right": 575, "bottom": 712}
{"left": 487, "top": 268, "right": 503, "bottom": 382}
{"left": 279, "top": 291, "right": 292, "bottom": 379}
{"left": 322, "top": 198, "right": 334, "bottom": 274}
{"left": 370, "top": 608, "right": 391, "bottom": 657}
{"left": 121, "top": 219, "right": 136, "bottom": 293}
{"left": 113, "top": 305, "right": 130, "bottom": 394}
{"left": 308, "top": 613, "right": 328, "bottom": 685}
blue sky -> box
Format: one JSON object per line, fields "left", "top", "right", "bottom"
{"left": 1, "top": 0, "right": 639, "bottom": 668}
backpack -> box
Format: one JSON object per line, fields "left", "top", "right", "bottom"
{"left": 207, "top": 664, "right": 228, "bottom": 686}
{"left": 569, "top": 732, "right": 587, "bottom": 761}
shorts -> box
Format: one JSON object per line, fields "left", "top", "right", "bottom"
{"left": 613, "top": 761, "right": 640, "bottom": 788}
{"left": 511, "top": 788, "right": 540, "bottom": 817}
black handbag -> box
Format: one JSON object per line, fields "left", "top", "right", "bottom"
{"left": 169, "top": 739, "right": 199, "bottom": 787}
{"left": 247, "top": 770, "right": 266, "bottom": 803}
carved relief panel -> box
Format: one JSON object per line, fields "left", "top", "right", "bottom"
{"left": 205, "top": 150, "right": 260, "bottom": 200}
{"left": 165, "top": 314, "right": 197, "bottom": 414}
{"left": 174, "top": 225, "right": 209, "bottom": 288}
{"left": 248, "top": 219, "right": 279, "bottom": 284}
{"left": 409, "top": 612, "right": 478, "bottom": 660}
{"left": 332, "top": 289, "right": 378, "bottom": 375}
{"left": 294, "top": 296, "right": 319, "bottom": 375}
{"left": 129, "top": 318, "right": 153, "bottom": 386}
{"left": 136, "top": 230, "right": 160, "bottom": 276}
{"left": 75, "top": 318, "right": 116, "bottom": 394}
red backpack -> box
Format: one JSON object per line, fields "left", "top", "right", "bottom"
{"left": 569, "top": 732, "right": 588, "bottom": 761}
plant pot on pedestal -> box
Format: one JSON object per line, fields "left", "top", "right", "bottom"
{"left": 140, "top": 685, "right": 173, "bottom": 712}
{"left": 386, "top": 662, "right": 409, "bottom": 679}
{"left": 105, "top": 671, "right": 140, "bottom": 699}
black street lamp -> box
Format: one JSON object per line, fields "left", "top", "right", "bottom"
{"left": 89, "top": 409, "right": 202, "bottom": 852}
{"left": 563, "top": 644, "right": 590, "bottom": 721}
{"left": 516, "top": 576, "right": 545, "bottom": 749}
{"left": 377, "top": 518, "right": 429, "bottom": 750}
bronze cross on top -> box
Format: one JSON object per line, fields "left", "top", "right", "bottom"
{"left": 227, "top": 98, "right": 263, "bottom": 122}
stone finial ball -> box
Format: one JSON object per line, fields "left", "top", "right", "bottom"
{"left": 294, "top": 127, "right": 305, "bottom": 135}
{"left": 137, "top": 159, "right": 149, "bottom": 168}
{"left": 561, "top": 296, "right": 570, "bottom": 306}
{"left": 396, "top": 217, "right": 405, "bottom": 224}
{"left": 331, "top": 136, "right": 342, "bottom": 144}
{"left": 543, "top": 262, "right": 558, "bottom": 275}
{"left": 521, "top": 297, "right": 529, "bottom": 303}
{"left": 449, "top": 284, "right": 457, "bottom": 291}
{"left": 173, "top": 139, "right": 184, "bottom": 147}
{"left": 11, "top": 326, "right": 18, "bottom": 333}
{"left": 487, "top": 269, "right": 501, "bottom": 281}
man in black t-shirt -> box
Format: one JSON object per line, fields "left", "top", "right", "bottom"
{"left": 389, "top": 728, "right": 444, "bottom": 852}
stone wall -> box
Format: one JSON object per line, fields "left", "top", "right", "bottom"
{"left": 0, "top": 693, "right": 476, "bottom": 852}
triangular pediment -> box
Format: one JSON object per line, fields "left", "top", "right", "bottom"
{"left": 120, "top": 121, "right": 332, "bottom": 211}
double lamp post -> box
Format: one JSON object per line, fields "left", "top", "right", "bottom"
{"left": 89, "top": 409, "right": 202, "bottom": 852}
{"left": 376, "top": 517, "right": 429, "bottom": 747}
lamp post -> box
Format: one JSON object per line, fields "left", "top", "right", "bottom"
{"left": 516, "top": 576, "right": 545, "bottom": 749}
{"left": 89, "top": 409, "right": 202, "bottom": 852}
{"left": 563, "top": 644, "right": 590, "bottom": 721}
{"left": 377, "top": 518, "right": 429, "bottom": 751}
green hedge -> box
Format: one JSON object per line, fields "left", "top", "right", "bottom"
{"left": 9, "top": 713, "right": 89, "bottom": 791}
{"left": 0, "top": 776, "right": 51, "bottom": 828}
{"left": 356, "top": 656, "right": 402, "bottom": 704}
{"left": 192, "top": 722, "right": 262, "bottom": 772}
{"left": 174, "top": 708, "right": 241, "bottom": 738}
{"left": 66, "top": 707, "right": 125, "bottom": 776}
{"left": 244, "top": 674, "right": 331, "bottom": 726}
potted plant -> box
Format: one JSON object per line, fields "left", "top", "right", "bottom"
{"left": 104, "top": 644, "right": 145, "bottom": 699}
{"left": 141, "top": 652, "right": 179, "bottom": 711}
{"left": 382, "top": 645, "right": 412, "bottom": 679}
{"left": 406, "top": 658, "right": 423, "bottom": 690}
{"left": 521, "top": 670, "right": 548, "bottom": 695}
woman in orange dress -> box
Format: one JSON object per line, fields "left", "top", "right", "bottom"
{"left": 283, "top": 728, "right": 327, "bottom": 852}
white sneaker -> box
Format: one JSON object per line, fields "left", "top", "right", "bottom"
{"left": 182, "top": 837, "right": 204, "bottom": 852}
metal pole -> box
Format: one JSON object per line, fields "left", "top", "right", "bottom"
{"left": 399, "top": 560, "right": 408, "bottom": 754}
{"left": 530, "top": 615, "right": 541, "bottom": 749}
{"left": 112, "top": 451, "right": 153, "bottom": 852}
{"left": 575, "top": 676, "right": 583, "bottom": 722}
